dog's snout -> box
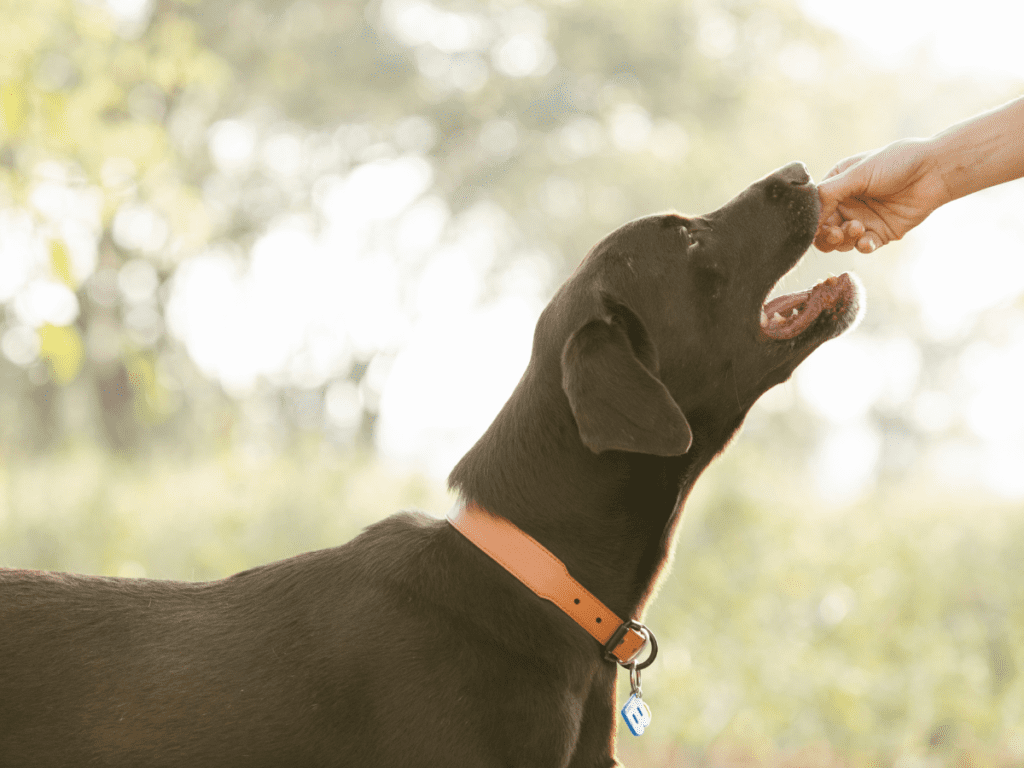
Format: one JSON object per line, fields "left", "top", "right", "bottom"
{"left": 777, "top": 161, "right": 811, "bottom": 186}
{"left": 758, "top": 161, "right": 816, "bottom": 205}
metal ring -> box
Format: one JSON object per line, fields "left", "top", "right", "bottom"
{"left": 633, "top": 626, "right": 658, "bottom": 671}
{"left": 604, "top": 621, "right": 659, "bottom": 670}
{"left": 629, "top": 663, "right": 642, "bottom": 697}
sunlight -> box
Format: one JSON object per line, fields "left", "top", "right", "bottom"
{"left": 800, "top": 0, "right": 1024, "bottom": 80}
{"left": 905, "top": 185, "right": 1024, "bottom": 341}
{"left": 0, "top": 0, "right": 1019, "bottom": 500}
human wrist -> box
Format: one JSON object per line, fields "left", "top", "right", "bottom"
{"left": 922, "top": 132, "right": 965, "bottom": 208}
{"left": 927, "top": 96, "right": 1024, "bottom": 204}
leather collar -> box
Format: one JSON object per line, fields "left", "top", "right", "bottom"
{"left": 447, "top": 499, "right": 654, "bottom": 667}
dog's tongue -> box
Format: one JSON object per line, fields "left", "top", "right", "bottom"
{"left": 760, "top": 274, "right": 853, "bottom": 340}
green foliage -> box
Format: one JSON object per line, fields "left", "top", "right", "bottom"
{"left": 621, "top": 443, "right": 1024, "bottom": 765}
{"left": 0, "top": 0, "right": 228, "bottom": 181}
{"left": 0, "top": 441, "right": 453, "bottom": 579}
{"left": 3, "top": 441, "right": 1023, "bottom": 766}
{"left": 37, "top": 322, "right": 83, "bottom": 382}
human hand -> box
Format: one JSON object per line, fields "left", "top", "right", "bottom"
{"left": 815, "top": 138, "right": 949, "bottom": 253}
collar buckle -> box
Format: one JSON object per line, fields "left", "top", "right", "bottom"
{"left": 603, "top": 619, "right": 658, "bottom": 669}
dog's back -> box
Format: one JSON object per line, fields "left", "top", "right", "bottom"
{"left": 1, "top": 514, "right": 403, "bottom": 765}
{"left": 1, "top": 511, "right": 572, "bottom": 767}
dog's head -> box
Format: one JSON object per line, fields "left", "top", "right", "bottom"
{"left": 551, "top": 162, "right": 861, "bottom": 457}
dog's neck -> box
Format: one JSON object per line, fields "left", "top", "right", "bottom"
{"left": 449, "top": 365, "right": 741, "bottom": 620}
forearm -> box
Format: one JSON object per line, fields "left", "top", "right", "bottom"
{"left": 928, "top": 95, "right": 1024, "bottom": 204}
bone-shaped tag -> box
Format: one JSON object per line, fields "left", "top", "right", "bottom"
{"left": 621, "top": 693, "right": 652, "bottom": 736}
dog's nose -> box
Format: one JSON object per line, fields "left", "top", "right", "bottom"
{"left": 776, "top": 161, "right": 811, "bottom": 186}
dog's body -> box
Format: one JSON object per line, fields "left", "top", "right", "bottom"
{"left": 0, "top": 163, "right": 860, "bottom": 767}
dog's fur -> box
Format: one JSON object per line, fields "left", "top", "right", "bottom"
{"left": 0, "top": 163, "right": 859, "bottom": 767}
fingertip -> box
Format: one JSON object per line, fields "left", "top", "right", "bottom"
{"left": 816, "top": 200, "right": 837, "bottom": 228}
{"left": 817, "top": 163, "right": 865, "bottom": 204}
{"left": 857, "top": 235, "right": 877, "bottom": 253}
{"left": 814, "top": 224, "right": 850, "bottom": 252}
{"left": 842, "top": 219, "right": 865, "bottom": 239}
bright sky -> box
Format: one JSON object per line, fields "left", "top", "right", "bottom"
{"left": 2, "top": 0, "right": 1024, "bottom": 501}
{"left": 798, "top": 0, "right": 1024, "bottom": 81}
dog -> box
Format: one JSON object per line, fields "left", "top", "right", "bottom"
{"left": 0, "top": 162, "right": 860, "bottom": 767}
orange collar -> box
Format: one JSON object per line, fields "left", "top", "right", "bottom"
{"left": 447, "top": 500, "right": 656, "bottom": 668}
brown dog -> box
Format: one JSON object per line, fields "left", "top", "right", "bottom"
{"left": 0, "top": 162, "right": 859, "bottom": 767}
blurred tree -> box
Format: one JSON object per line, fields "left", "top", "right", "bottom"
{"left": 0, "top": 0, "right": 232, "bottom": 452}
{"left": 3, "top": 0, "right": 1017, "bottom": 475}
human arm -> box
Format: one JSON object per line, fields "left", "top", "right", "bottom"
{"left": 815, "top": 95, "right": 1024, "bottom": 253}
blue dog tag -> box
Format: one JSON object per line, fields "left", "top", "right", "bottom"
{"left": 621, "top": 693, "right": 652, "bottom": 736}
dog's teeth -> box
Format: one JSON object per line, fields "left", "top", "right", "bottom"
{"left": 760, "top": 309, "right": 768, "bottom": 327}
{"left": 790, "top": 307, "right": 799, "bottom": 317}
{"left": 773, "top": 312, "right": 784, "bottom": 324}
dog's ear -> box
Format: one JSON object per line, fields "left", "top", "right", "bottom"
{"left": 561, "top": 301, "right": 693, "bottom": 456}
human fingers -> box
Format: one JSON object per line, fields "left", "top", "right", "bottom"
{"left": 815, "top": 218, "right": 864, "bottom": 253}
{"left": 856, "top": 233, "right": 879, "bottom": 253}
{"left": 842, "top": 219, "right": 865, "bottom": 241}
{"left": 817, "top": 227, "right": 882, "bottom": 254}
{"left": 818, "top": 164, "right": 871, "bottom": 210}
{"left": 821, "top": 152, "right": 868, "bottom": 181}
{"left": 819, "top": 211, "right": 843, "bottom": 231}
{"left": 814, "top": 224, "right": 843, "bottom": 252}
{"left": 817, "top": 197, "right": 840, "bottom": 229}
{"left": 814, "top": 209, "right": 859, "bottom": 251}
{"left": 817, "top": 159, "right": 871, "bottom": 226}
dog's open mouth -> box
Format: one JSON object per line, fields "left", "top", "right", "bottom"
{"left": 759, "top": 273, "right": 858, "bottom": 341}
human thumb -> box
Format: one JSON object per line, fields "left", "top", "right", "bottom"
{"left": 816, "top": 155, "right": 870, "bottom": 225}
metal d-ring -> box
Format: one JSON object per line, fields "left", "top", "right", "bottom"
{"left": 633, "top": 625, "right": 658, "bottom": 671}
{"left": 605, "top": 620, "right": 659, "bottom": 671}
{"left": 629, "top": 661, "right": 643, "bottom": 698}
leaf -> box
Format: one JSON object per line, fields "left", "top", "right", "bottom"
{"left": 50, "top": 239, "right": 75, "bottom": 288}
{"left": 0, "top": 80, "right": 28, "bottom": 136}
{"left": 38, "top": 323, "right": 84, "bottom": 384}
{"left": 42, "top": 91, "right": 71, "bottom": 147}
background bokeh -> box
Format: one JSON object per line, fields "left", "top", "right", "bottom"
{"left": 1, "top": 0, "right": 1022, "bottom": 764}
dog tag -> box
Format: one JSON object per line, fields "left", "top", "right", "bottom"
{"left": 621, "top": 693, "right": 652, "bottom": 736}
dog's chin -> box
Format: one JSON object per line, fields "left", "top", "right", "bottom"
{"left": 758, "top": 271, "right": 863, "bottom": 346}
